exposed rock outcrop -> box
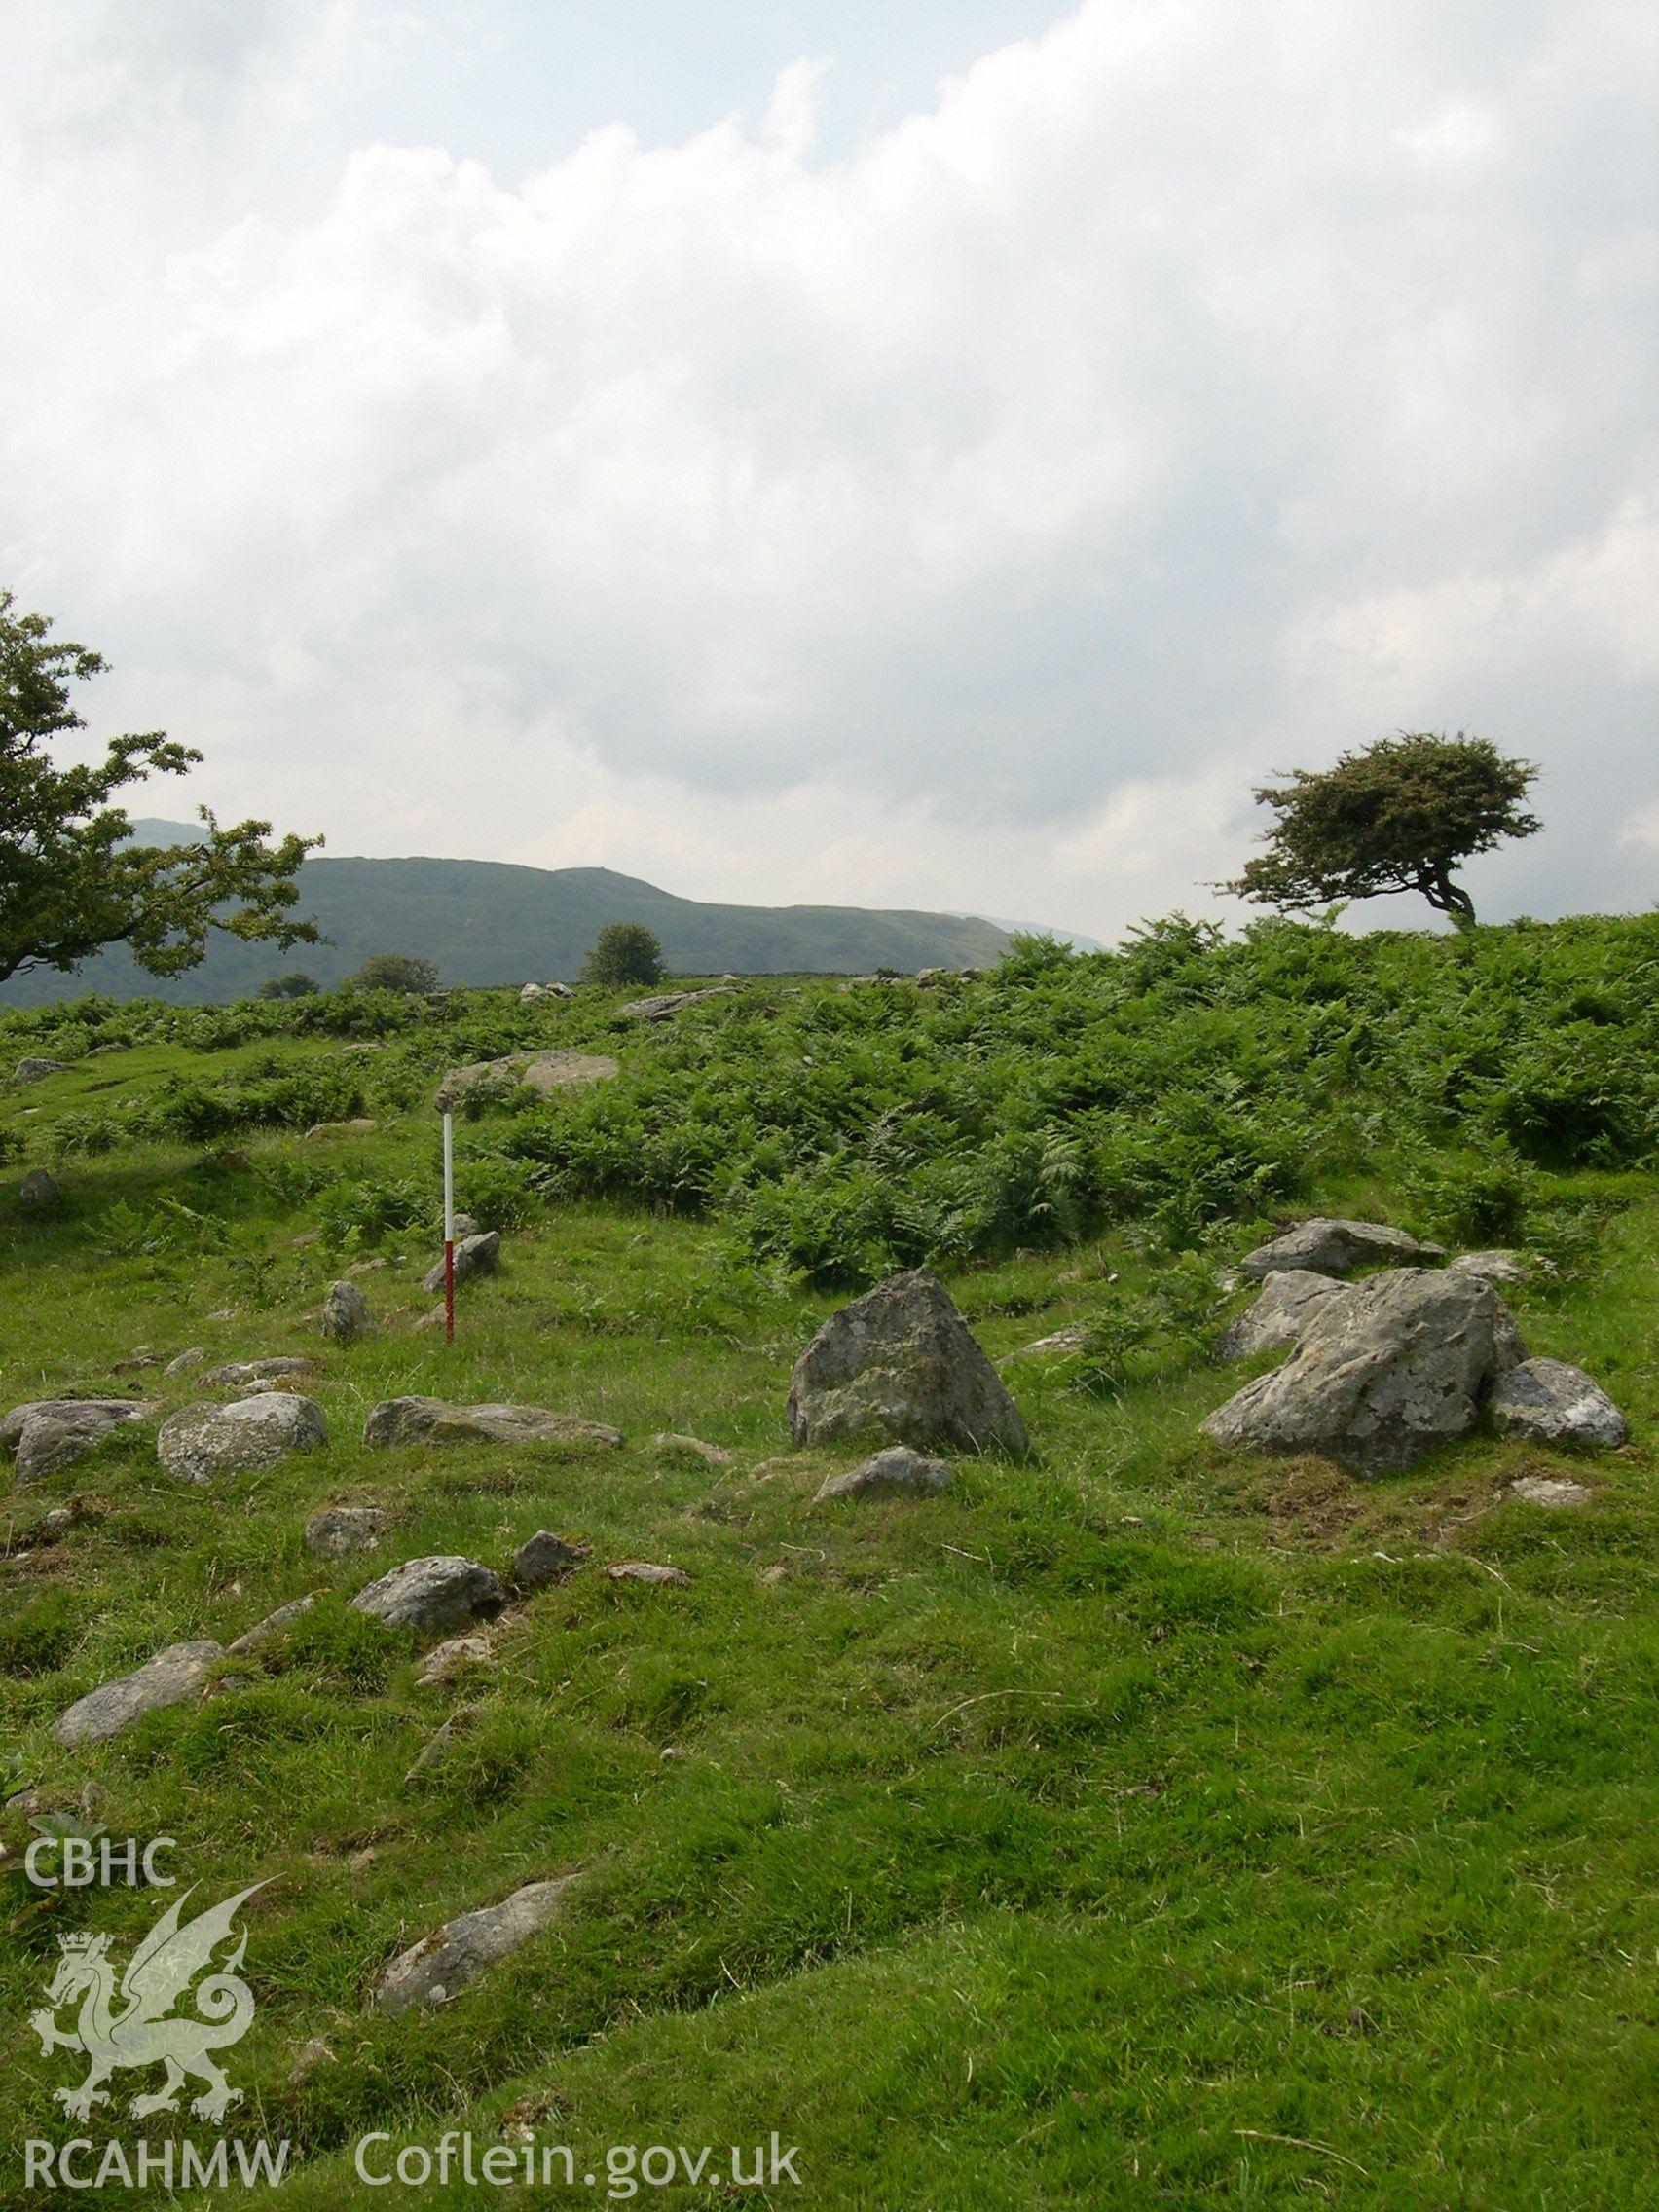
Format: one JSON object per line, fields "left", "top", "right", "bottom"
{"left": 788, "top": 1269, "right": 1028, "bottom": 1456}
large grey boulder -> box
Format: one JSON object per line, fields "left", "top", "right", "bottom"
{"left": 351, "top": 1555, "right": 507, "bottom": 1632}
{"left": 55, "top": 1641, "right": 222, "bottom": 1747}
{"left": 1491, "top": 1358, "right": 1628, "bottom": 1450}
{"left": 362, "top": 1397, "right": 621, "bottom": 1451}
{"left": 14, "top": 1401, "right": 155, "bottom": 1487}
{"left": 421, "top": 1232, "right": 499, "bottom": 1296}
{"left": 320, "top": 1280, "right": 376, "bottom": 1344}
{"left": 433, "top": 1051, "right": 618, "bottom": 1114}
{"left": 14, "top": 1057, "right": 66, "bottom": 1084}
{"left": 4, "top": 1396, "right": 151, "bottom": 1459}
{"left": 1202, "top": 1268, "right": 1524, "bottom": 1476}
{"left": 373, "top": 1876, "right": 572, "bottom": 2012}
{"left": 1216, "top": 1270, "right": 1351, "bottom": 1360}
{"left": 787, "top": 1269, "right": 1029, "bottom": 1456}
{"left": 815, "top": 1445, "right": 952, "bottom": 1502}
{"left": 1240, "top": 1218, "right": 1444, "bottom": 1280}
{"left": 157, "top": 1394, "right": 326, "bottom": 1483}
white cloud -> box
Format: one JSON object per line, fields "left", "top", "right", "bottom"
{"left": 1, "top": 0, "right": 1655, "bottom": 939}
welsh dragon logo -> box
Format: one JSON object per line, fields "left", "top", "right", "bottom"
{"left": 30, "top": 1883, "right": 267, "bottom": 2123}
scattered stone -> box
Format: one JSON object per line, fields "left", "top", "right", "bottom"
{"left": 18, "top": 1166, "right": 62, "bottom": 1208}
{"left": 1011, "top": 1322, "right": 1092, "bottom": 1358}
{"left": 416, "top": 1634, "right": 494, "bottom": 1687}
{"left": 433, "top": 1051, "right": 619, "bottom": 1114}
{"left": 787, "top": 1268, "right": 1029, "bottom": 1456}
{"left": 1491, "top": 1358, "right": 1629, "bottom": 1450}
{"left": 362, "top": 1396, "right": 621, "bottom": 1451}
{"left": 345, "top": 1256, "right": 387, "bottom": 1278}
{"left": 618, "top": 990, "right": 731, "bottom": 1022}
{"left": 1510, "top": 1473, "right": 1592, "bottom": 1508}
{"left": 1446, "top": 1249, "right": 1530, "bottom": 1286}
{"left": 1202, "top": 1268, "right": 1525, "bottom": 1476}
{"left": 320, "top": 1279, "right": 377, "bottom": 1344}
{"left": 305, "top": 1505, "right": 389, "bottom": 1557}
{"left": 1216, "top": 1270, "right": 1352, "bottom": 1360}
{"left": 649, "top": 1433, "right": 735, "bottom": 1468}
{"left": 6, "top": 1399, "right": 152, "bottom": 1487}
{"left": 511, "top": 1530, "right": 592, "bottom": 1589}
{"left": 814, "top": 1445, "right": 952, "bottom": 1502}
{"left": 288, "top": 2038, "right": 334, "bottom": 2086}
{"left": 227, "top": 1595, "right": 316, "bottom": 1656}
{"left": 606, "top": 1561, "right": 690, "bottom": 1587}
{"left": 14, "top": 1057, "right": 66, "bottom": 1084}
{"left": 1240, "top": 1218, "right": 1445, "bottom": 1280}
{"left": 519, "top": 983, "right": 552, "bottom": 1003}
{"left": 412, "top": 1304, "right": 448, "bottom": 1334}
{"left": 203, "top": 1356, "right": 319, "bottom": 1388}
{"left": 165, "top": 1347, "right": 206, "bottom": 1374}
{"left": 305, "top": 1118, "right": 379, "bottom": 1140}
{"left": 55, "top": 1641, "right": 222, "bottom": 1747}
{"left": 451, "top": 1213, "right": 481, "bottom": 1239}
{"left": 351, "top": 1556, "right": 507, "bottom": 1633}
{"left": 421, "top": 1231, "right": 500, "bottom": 1296}
{"left": 213, "top": 1151, "right": 254, "bottom": 1172}
{"left": 157, "top": 1394, "right": 326, "bottom": 1483}
{"left": 372, "top": 1876, "right": 573, "bottom": 2013}
{"left": 914, "top": 967, "right": 945, "bottom": 986}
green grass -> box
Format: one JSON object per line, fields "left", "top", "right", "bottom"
{"left": 1, "top": 930, "right": 1655, "bottom": 2207}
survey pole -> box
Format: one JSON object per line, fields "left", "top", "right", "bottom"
{"left": 442, "top": 1111, "right": 456, "bottom": 1344}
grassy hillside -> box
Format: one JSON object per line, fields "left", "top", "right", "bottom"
{"left": 1, "top": 913, "right": 1655, "bottom": 2207}
{"left": 0, "top": 824, "right": 1012, "bottom": 1005}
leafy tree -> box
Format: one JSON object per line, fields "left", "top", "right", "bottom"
{"left": 582, "top": 921, "right": 665, "bottom": 989}
{"left": 343, "top": 952, "right": 439, "bottom": 994}
{"left": 0, "top": 592, "right": 318, "bottom": 983}
{"left": 1222, "top": 731, "right": 1541, "bottom": 928}
{"left": 256, "top": 971, "right": 319, "bottom": 1000}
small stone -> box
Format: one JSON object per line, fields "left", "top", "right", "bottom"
{"left": 372, "top": 1876, "right": 573, "bottom": 2012}
{"left": 19, "top": 1167, "right": 62, "bottom": 1207}
{"left": 1011, "top": 1323, "right": 1092, "bottom": 1358}
{"left": 511, "top": 1530, "right": 592, "bottom": 1589}
{"left": 1510, "top": 1474, "right": 1592, "bottom": 1508}
{"left": 203, "top": 1357, "right": 319, "bottom": 1388}
{"left": 165, "top": 1347, "right": 206, "bottom": 1374}
{"left": 421, "top": 1231, "right": 500, "bottom": 1296}
{"left": 320, "top": 1279, "right": 376, "bottom": 1344}
{"left": 157, "top": 1394, "right": 326, "bottom": 1483}
{"left": 648, "top": 1433, "right": 735, "bottom": 1467}
{"left": 55, "top": 1641, "right": 222, "bottom": 1747}
{"left": 305, "top": 1505, "right": 388, "bottom": 1558}
{"left": 416, "top": 1634, "right": 493, "bottom": 1686}
{"left": 404, "top": 1703, "right": 489, "bottom": 1781}
{"left": 606, "top": 1561, "right": 690, "bottom": 1587}
{"left": 1446, "top": 1249, "right": 1530, "bottom": 1286}
{"left": 351, "top": 1556, "right": 507, "bottom": 1633}
{"left": 288, "top": 2037, "right": 334, "bottom": 2085}
{"left": 815, "top": 1444, "right": 953, "bottom": 1502}
{"left": 304, "top": 1118, "right": 379, "bottom": 1139}
{"left": 1491, "top": 1358, "right": 1628, "bottom": 1451}
{"left": 227, "top": 1595, "right": 316, "bottom": 1655}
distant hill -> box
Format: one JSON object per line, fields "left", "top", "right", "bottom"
{"left": 0, "top": 822, "right": 1013, "bottom": 1005}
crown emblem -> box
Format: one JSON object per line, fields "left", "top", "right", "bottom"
{"left": 57, "top": 1931, "right": 108, "bottom": 1956}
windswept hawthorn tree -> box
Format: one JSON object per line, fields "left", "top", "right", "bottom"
{"left": 0, "top": 592, "right": 318, "bottom": 985}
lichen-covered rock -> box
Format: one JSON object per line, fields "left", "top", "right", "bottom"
{"left": 305, "top": 1504, "right": 388, "bottom": 1557}
{"left": 227, "top": 1595, "right": 316, "bottom": 1656}
{"left": 433, "top": 1051, "right": 617, "bottom": 1114}
{"left": 1510, "top": 1474, "right": 1592, "bottom": 1508}
{"left": 1202, "top": 1268, "right": 1524, "bottom": 1476}
{"left": 606, "top": 1561, "right": 690, "bottom": 1587}
{"left": 55, "top": 1641, "right": 222, "bottom": 1746}
{"left": 203, "top": 1356, "right": 319, "bottom": 1389}
{"left": 320, "top": 1280, "right": 376, "bottom": 1344}
{"left": 14, "top": 1057, "right": 66, "bottom": 1085}
{"left": 649, "top": 1433, "right": 736, "bottom": 1467}
{"left": 1240, "top": 1219, "right": 1444, "bottom": 1280}
{"left": 351, "top": 1555, "right": 507, "bottom": 1632}
{"left": 363, "top": 1396, "right": 621, "bottom": 1451}
{"left": 14, "top": 1402, "right": 155, "bottom": 1486}
{"left": 511, "top": 1530, "right": 592, "bottom": 1589}
{"left": 421, "top": 1232, "right": 499, "bottom": 1296}
{"left": 372, "top": 1877, "right": 572, "bottom": 2011}
{"left": 1491, "top": 1358, "right": 1628, "bottom": 1450}
{"left": 1216, "top": 1270, "right": 1352, "bottom": 1360}
{"left": 787, "top": 1268, "right": 1028, "bottom": 1456}
{"left": 363, "top": 1396, "right": 451, "bottom": 1447}
{"left": 1446, "top": 1249, "right": 1530, "bottom": 1286}
{"left": 815, "top": 1444, "right": 953, "bottom": 1502}
{"left": 157, "top": 1394, "right": 326, "bottom": 1483}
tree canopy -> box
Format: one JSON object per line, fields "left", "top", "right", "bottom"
{"left": 343, "top": 952, "right": 439, "bottom": 994}
{"left": 1222, "top": 731, "right": 1541, "bottom": 927}
{"left": 582, "top": 920, "right": 665, "bottom": 989}
{"left": 0, "top": 592, "right": 317, "bottom": 985}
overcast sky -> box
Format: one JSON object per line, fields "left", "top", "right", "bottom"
{"left": 3, "top": 0, "right": 1654, "bottom": 939}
